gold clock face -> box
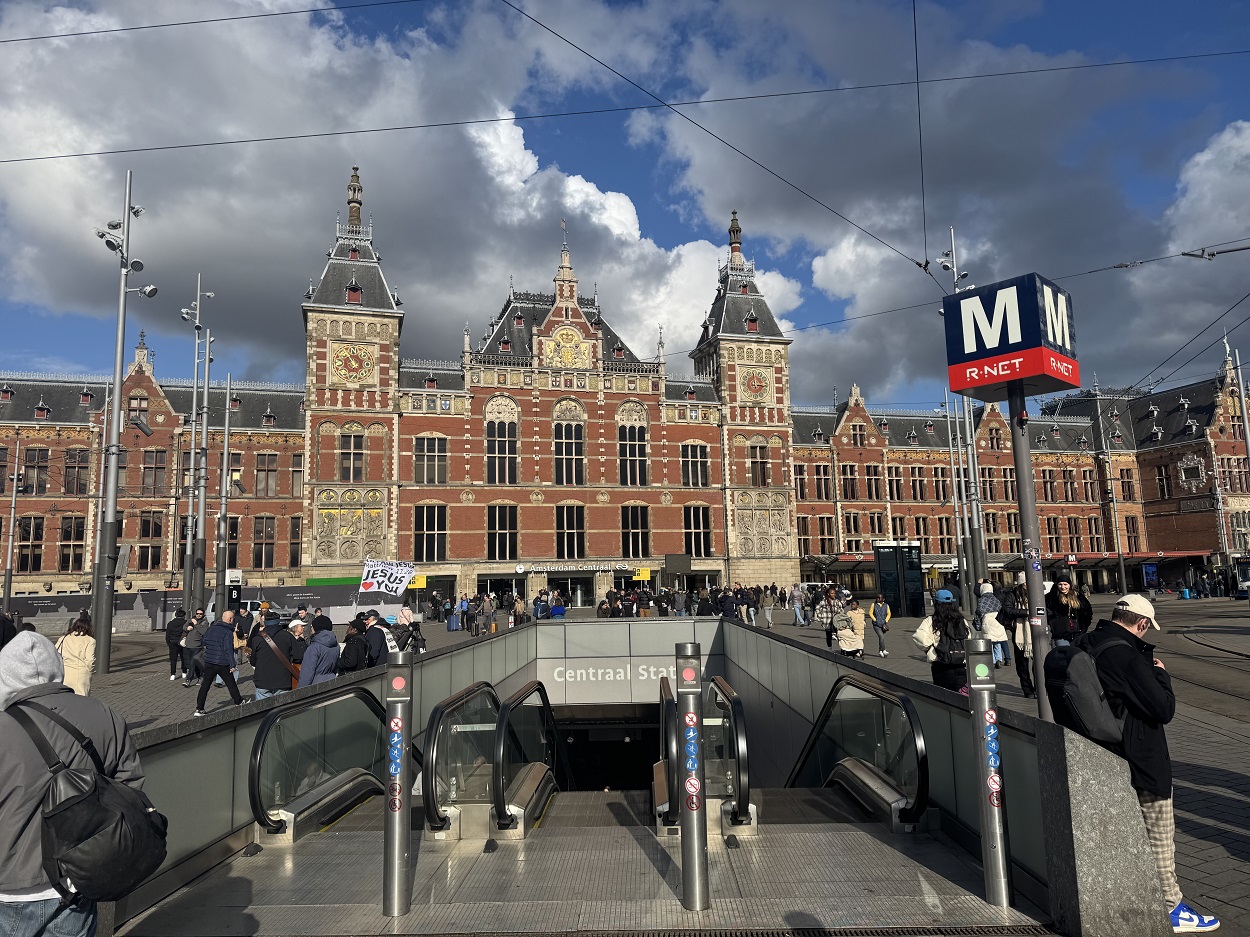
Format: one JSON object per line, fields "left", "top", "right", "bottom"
{"left": 331, "top": 342, "right": 377, "bottom": 383}
{"left": 546, "top": 327, "right": 590, "bottom": 368}
{"left": 740, "top": 367, "right": 769, "bottom": 400}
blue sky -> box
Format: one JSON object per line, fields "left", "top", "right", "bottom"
{"left": 0, "top": 0, "right": 1248, "bottom": 410}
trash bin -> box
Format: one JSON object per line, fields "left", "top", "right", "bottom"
{"left": 1181, "top": 588, "right": 1191, "bottom": 600}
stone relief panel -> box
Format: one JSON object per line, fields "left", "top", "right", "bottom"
{"left": 616, "top": 400, "right": 648, "bottom": 426}
{"left": 314, "top": 487, "right": 388, "bottom": 563}
{"left": 732, "top": 505, "right": 791, "bottom": 558}
{"left": 484, "top": 395, "right": 520, "bottom": 422}
{"left": 553, "top": 398, "right": 587, "bottom": 421}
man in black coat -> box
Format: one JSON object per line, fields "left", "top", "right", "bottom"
{"left": 1084, "top": 595, "right": 1219, "bottom": 932}
{"left": 363, "top": 609, "right": 389, "bottom": 667}
{"left": 165, "top": 607, "right": 187, "bottom": 681}
{"left": 248, "top": 610, "right": 299, "bottom": 701}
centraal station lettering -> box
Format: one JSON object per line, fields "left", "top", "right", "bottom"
{"left": 553, "top": 664, "right": 678, "bottom": 683}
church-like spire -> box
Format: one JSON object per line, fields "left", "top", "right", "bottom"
{"left": 347, "top": 165, "right": 363, "bottom": 227}
{"left": 553, "top": 226, "right": 578, "bottom": 303}
{"left": 728, "top": 209, "right": 742, "bottom": 257}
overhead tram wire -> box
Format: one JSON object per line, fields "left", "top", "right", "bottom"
{"left": 1124, "top": 283, "right": 1250, "bottom": 392}
{"left": 0, "top": 0, "right": 439, "bottom": 44}
{"left": 911, "top": 0, "right": 931, "bottom": 268}
{"left": 493, "top": 0, "right": 939, "bottom": 288}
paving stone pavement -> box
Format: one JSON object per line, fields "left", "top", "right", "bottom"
{"left": 89, "top": 616, "right": 494, "bottom": 733}
{"left": 769, "top": 596, "right": 1250, "bottom": 932}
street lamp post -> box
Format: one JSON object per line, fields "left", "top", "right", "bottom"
{"left": 942, "top": 393, "right": 972, "bottom": 610}
{"left": 214, "top": 373, "right": 233, "bottom": 617}
{"left": 179, "top": 277, "right": 213, "bottom": 614}
{"left": 192, "top": 330, "right": 212, "bottom": 611}
{"left": 90, "top": 171, "right": 157, "bottom": 674}
{"left": 1093, "top": 394, "right": 1129, "bottom": 593}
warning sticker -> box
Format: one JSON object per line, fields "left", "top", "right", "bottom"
{"left": 388, "top": 797, "right": 402, "bottom": 812}
{"left": 684, "top": 777, "right": 701, "bottom": 795}
{"left": 987, "top": 774, "right": 1003, "bottom": 792}
{"left": 989, "top": 791, "right": 1003, "bottom": 808}
{"left": 984, "top": 709, "right": 998, "bottom": 724}
{"left": 686, "top": 794, "right": 701, "bottom": 811}
{"left": 389, "top": 717, "right": 403, "bottom": 732}
{"left": 684, "top": 712, "right": 698, "bottom": 727}
{"left": 389, "top": 782, "right": 402, "bottom": 797}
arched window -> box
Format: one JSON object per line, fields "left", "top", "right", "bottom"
{"left": 618, "top": 424, "right": 648, "bottom": 486}
{"left": 554, "top": 422, "right": 584, "bottom": 485}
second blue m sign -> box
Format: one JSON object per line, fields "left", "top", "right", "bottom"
{"left": 942, "top": 273, "right": 1080, "bottom": 401}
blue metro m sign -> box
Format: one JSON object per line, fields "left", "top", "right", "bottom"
{"left": 942, "top": 273, "right": 1080, "bottom": 401}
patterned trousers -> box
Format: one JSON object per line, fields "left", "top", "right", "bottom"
{"left": 1137, "top": 789, "right": 1183, "bottom": 908}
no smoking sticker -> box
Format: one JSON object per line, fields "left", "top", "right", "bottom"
{"left": 389, "top": 717, "right": 403, "bottom": 732}
{"left": 987, "top": 774, "right": 1002, "bottom": 792}
{"left": 684, "top": 712, "right": 698, "bottom": 727}
{"left": 685, "top": 777, "right": 701, "bottom": 795}
{"left": 989, "top": 791, "right": 1002, "bottom": 808}
{"left": 984, "top": 709, "right": 997, "bottom": 724}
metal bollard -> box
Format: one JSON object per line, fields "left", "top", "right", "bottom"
{"left": 674, "top": 642, "right": 710, "bottom": 911}
{"left": 965, "top": 637, "right": 1013, "bottom": 907}
{"left": 383, "top": 649, "right": 414, "bottom": 917}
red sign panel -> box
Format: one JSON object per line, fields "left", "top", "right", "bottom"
{"left": 947, "top": 346, "right": 1080, "bottom": 395}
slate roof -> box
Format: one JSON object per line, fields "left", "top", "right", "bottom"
{"left": 397, "top": 362, "right": 467, "bottom": 392}
{"left": 865, "top": 409, "right": 952, "bottom": 449}
{"left": 479, "top": 290, "right": 646, "bottom": 365}
{"left": 162, "top": 386, "right": 304, "bottom": 432}
{"left": 306, "top": 237, "right": 399, "bottom": 313}
{"left": 791, "top": 408, "right": 841, "bottom": 448}
{"left": 663, "top": 379, "right": 718, "bottom": 403}
{"left": 0, "top": 378, "right": 109, "bottom": 426}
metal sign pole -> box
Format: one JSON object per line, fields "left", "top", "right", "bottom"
{"left": 965, "top": 637, "right": 1013, "bottom": 907}
{"left": 383, "top": 649, "right": 414, "bottom": 917}
{"left": 1007, "top": 381, "right": 1054, "bottom": 722}
{"left": 675, "top": 642, "right": 710, "bottom": 911}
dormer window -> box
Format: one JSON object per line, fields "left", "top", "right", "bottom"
{"left": 906, "top": 429, "right": 919, "bottom": 445}
{"left": 514, "top": 313, "right": 524, "bottom": 328}
{"left": 923, "top": 420, "right": 935, "bottom": 434}
{"left": 1111, "top": 430, "right": 1124, "bottom": 445}
{"left": 261, "top": 406, "right": 276, "bottom": 428}
{"left": 79, "top": 388, "right": 94, "bottom": 406}
{"left": 34, "top": 397, "right": 50, "bottom": 420}
{"left": 1148, "top": 404, "right": 1159, "bottom": 418}
{"left": 1050, "top": 424, "right": 1061, "bottom": 438}
{"left": 744, "top": 311, "right": 759, "bottom": 333}
{"left": 230, "top": 395, "right": 241, "bottom": 411}
{"left": 1077, "top": 435, "right": 1089, "bottom": 450}
{"left": 812, "top": 426, "right": 826, "bottom": 444}
{"left": 613, "top": 344, "right": 624, "bottom": 359}
{"left": 1179, "top": 396, "right": 1190, "bottom": 409}
{"left": 878, "top": 419, "right": 889, "bottom": 434}
{"left": 345, "top": 278, "right": 362, "bottom": 304}
{"left": 1185, "top": 419, "right": 1199, "bottom": 434}
{"left": 1110, "top": 407, "right": 1120, "bottom": 421}
{"left": 299, "top": 398, "right": 306, "bottom": 412}
{"left": 1036, "top": 434, "right": 1049, "bottom": 447}
{"left": 0, "top": 384, "right": 12, "bottom": 402}
{"left": 1151, "top": 425, "right": 1164, "bottom": 440}
{"left": 500, "top": 338, "right": 512, "bottom": 353}
{"left": 349, "top": 247, "right": 359, "bottom": 260}
{"left": 425, "top": 374, "right": 438, "bottom": 390}
{"left": 740, "top": 284, "right": 749, "bottom": 295}
{"left": 592, "top": 316, "right": 602, "bottom": 331}
{"left": 685, "top": 386, "right": 696, "bottom": 401}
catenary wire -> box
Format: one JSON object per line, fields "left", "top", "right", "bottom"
{"left": 1125, "top": 286, "right": 1250, "bottom": 391}
{"left": 493, "top": 0, "right": 931, "bottom": 279}
{"left": 911, "top": 0, "right": 930, "bottom": 267}
{"left": 0, "top": 0, "right": 438, "bottom": 44}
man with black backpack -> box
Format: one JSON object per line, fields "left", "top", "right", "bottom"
{"left": 1070, "top": 595, "right": 1220, "bottom": 933}
{"left": 0, "top": 631, "right": 161, "bottom": 937}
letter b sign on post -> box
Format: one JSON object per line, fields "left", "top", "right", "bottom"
{"left": 943, "top": 273, "right": 1080, "bottom": 402}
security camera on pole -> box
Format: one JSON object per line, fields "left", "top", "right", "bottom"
{"left": 942, "top": 272, "right": 1082, "bottom": 722}
{"left": 90, "top": 171, "right": 157, "bottom": 674}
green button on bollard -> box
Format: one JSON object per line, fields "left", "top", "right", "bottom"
{"left": 975, "top": 663, "right": 990, "bottom": 678}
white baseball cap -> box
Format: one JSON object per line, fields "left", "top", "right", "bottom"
{"left": 1114, "top": 594, "right": 1159, "bottom": 629}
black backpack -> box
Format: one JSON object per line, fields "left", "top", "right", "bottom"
{"left": 934, "top": 622, "right": 967, "bottom": 666}
{"left": 9, "top": 701, "right": 168, "bottom": 903}
{"left": 1044, "top": 639, "right": 1129, "bottom": 744}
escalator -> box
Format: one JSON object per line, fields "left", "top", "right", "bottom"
{"left": 248, "top": 685, "right": 424, "bottom": 838}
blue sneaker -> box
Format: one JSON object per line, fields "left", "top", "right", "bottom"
{"left": 1171, "top": 901, "right": 1220, "bottom": 932}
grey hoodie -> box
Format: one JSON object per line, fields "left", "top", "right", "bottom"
{"left": 0, "top": 632, "right": 145, "bottom": 890}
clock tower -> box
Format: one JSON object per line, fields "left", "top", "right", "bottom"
{"left": 302, "top": 166, "right": 405, "bottom": 572}
{"left": 692, "top": 211, "right": 798, "bottom": 584}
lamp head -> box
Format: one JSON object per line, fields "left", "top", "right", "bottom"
{"left": 180, "top": 309, "right": 192, "bottom": 321}
{"left": 130, "top": 205, "right": 144, "bottom": 217}
{"left": 128, "top": 258, "right": 144, "bottom": 273}
{"left": 138, "top": 284, "right": 158, "bottom": 298}
{"left": 102, "top": 234, "right": 122, "bottom": 252}
{"left": 106, "top": 220, "right": 123, "bottom": 231}
{"left": 203, "top": 292, "right": 215, "bottom": 299}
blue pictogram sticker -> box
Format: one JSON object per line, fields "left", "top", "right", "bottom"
{"left": 985, "top": 724, "right": 999, "bottom": 740}
{"left": 986, "top": 738, "right": 1000, "bottom": 755}
{"left": 389, "top": 746, "right": 404, "bottom": 763}
{"left": 390, "top": 732, "right": 403, "bottom": 747}
{"left": 388, "top": 761, "right": 402, "bottom": 776}
{"left": 685, "top": 741, "right": 698, "bottom": 756}
{"left": 987, "top": 753, "right": 1001, "bottom": 769}
{"left": 685, "top": 727, "right": 698, "bottom": 741}
{"left": 686, "top": 757, "right": 699, "bottom": 771}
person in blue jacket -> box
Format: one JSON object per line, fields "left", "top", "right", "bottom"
{"left": 195, "top": 610, "right": 244, "bottom": 715}
{"left": 298, "top": 618, "right": 341, "bottom": 687}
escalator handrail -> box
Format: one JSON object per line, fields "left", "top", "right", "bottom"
{"left": 248, "top": 685, "right": 423, "bottom": 834}
{"left": 659, "top": 676, "right": 680, "bottom": 824}
{"left": 491, "top": 680, "right": 565, "bottom": 829}
{"left": 709, "top": 676, "right": 751, "bottom": 825}
{"left": 786, "top": 672, "right": 929, "bottom": 824}
{"left": 422, "top": 680, "right": 500, "bottom": 832}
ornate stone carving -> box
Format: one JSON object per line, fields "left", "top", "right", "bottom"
{"left": 460, "top": 489, "right": 475, "bottom": 503}
{"left": 596, "top": 490, "right": 610, "bottom": 503}
{"left": 661, "top": 490, "right": 673, "bottom": 505}
{"left": 484, "top": 395, "right": 520, "bottom": 421}
{"left": 616, "top": 400, "right": 647, "bottom": 426}
{"left": 553, "top": 398, "right": 586, "bottom": 421}
{"left": 530, "top": 490, "right": 545, "bottom": 503}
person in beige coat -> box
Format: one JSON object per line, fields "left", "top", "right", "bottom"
{"left": 55, "top": 613, "right": 96, "bottom": 696}
{"left": 837, "top": 600, "right": 866, "bottom": 658}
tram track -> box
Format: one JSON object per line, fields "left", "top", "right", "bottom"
{"left": 1158, "top": 628, "right": 1250, "bottom": 704}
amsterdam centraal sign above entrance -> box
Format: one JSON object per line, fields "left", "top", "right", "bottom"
{"left": 514, "top": 562, "right": 635, "bottom": 574}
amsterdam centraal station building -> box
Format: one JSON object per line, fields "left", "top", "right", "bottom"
{"left": 2, "top": 168, "right": 1248, "bottom": 616}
